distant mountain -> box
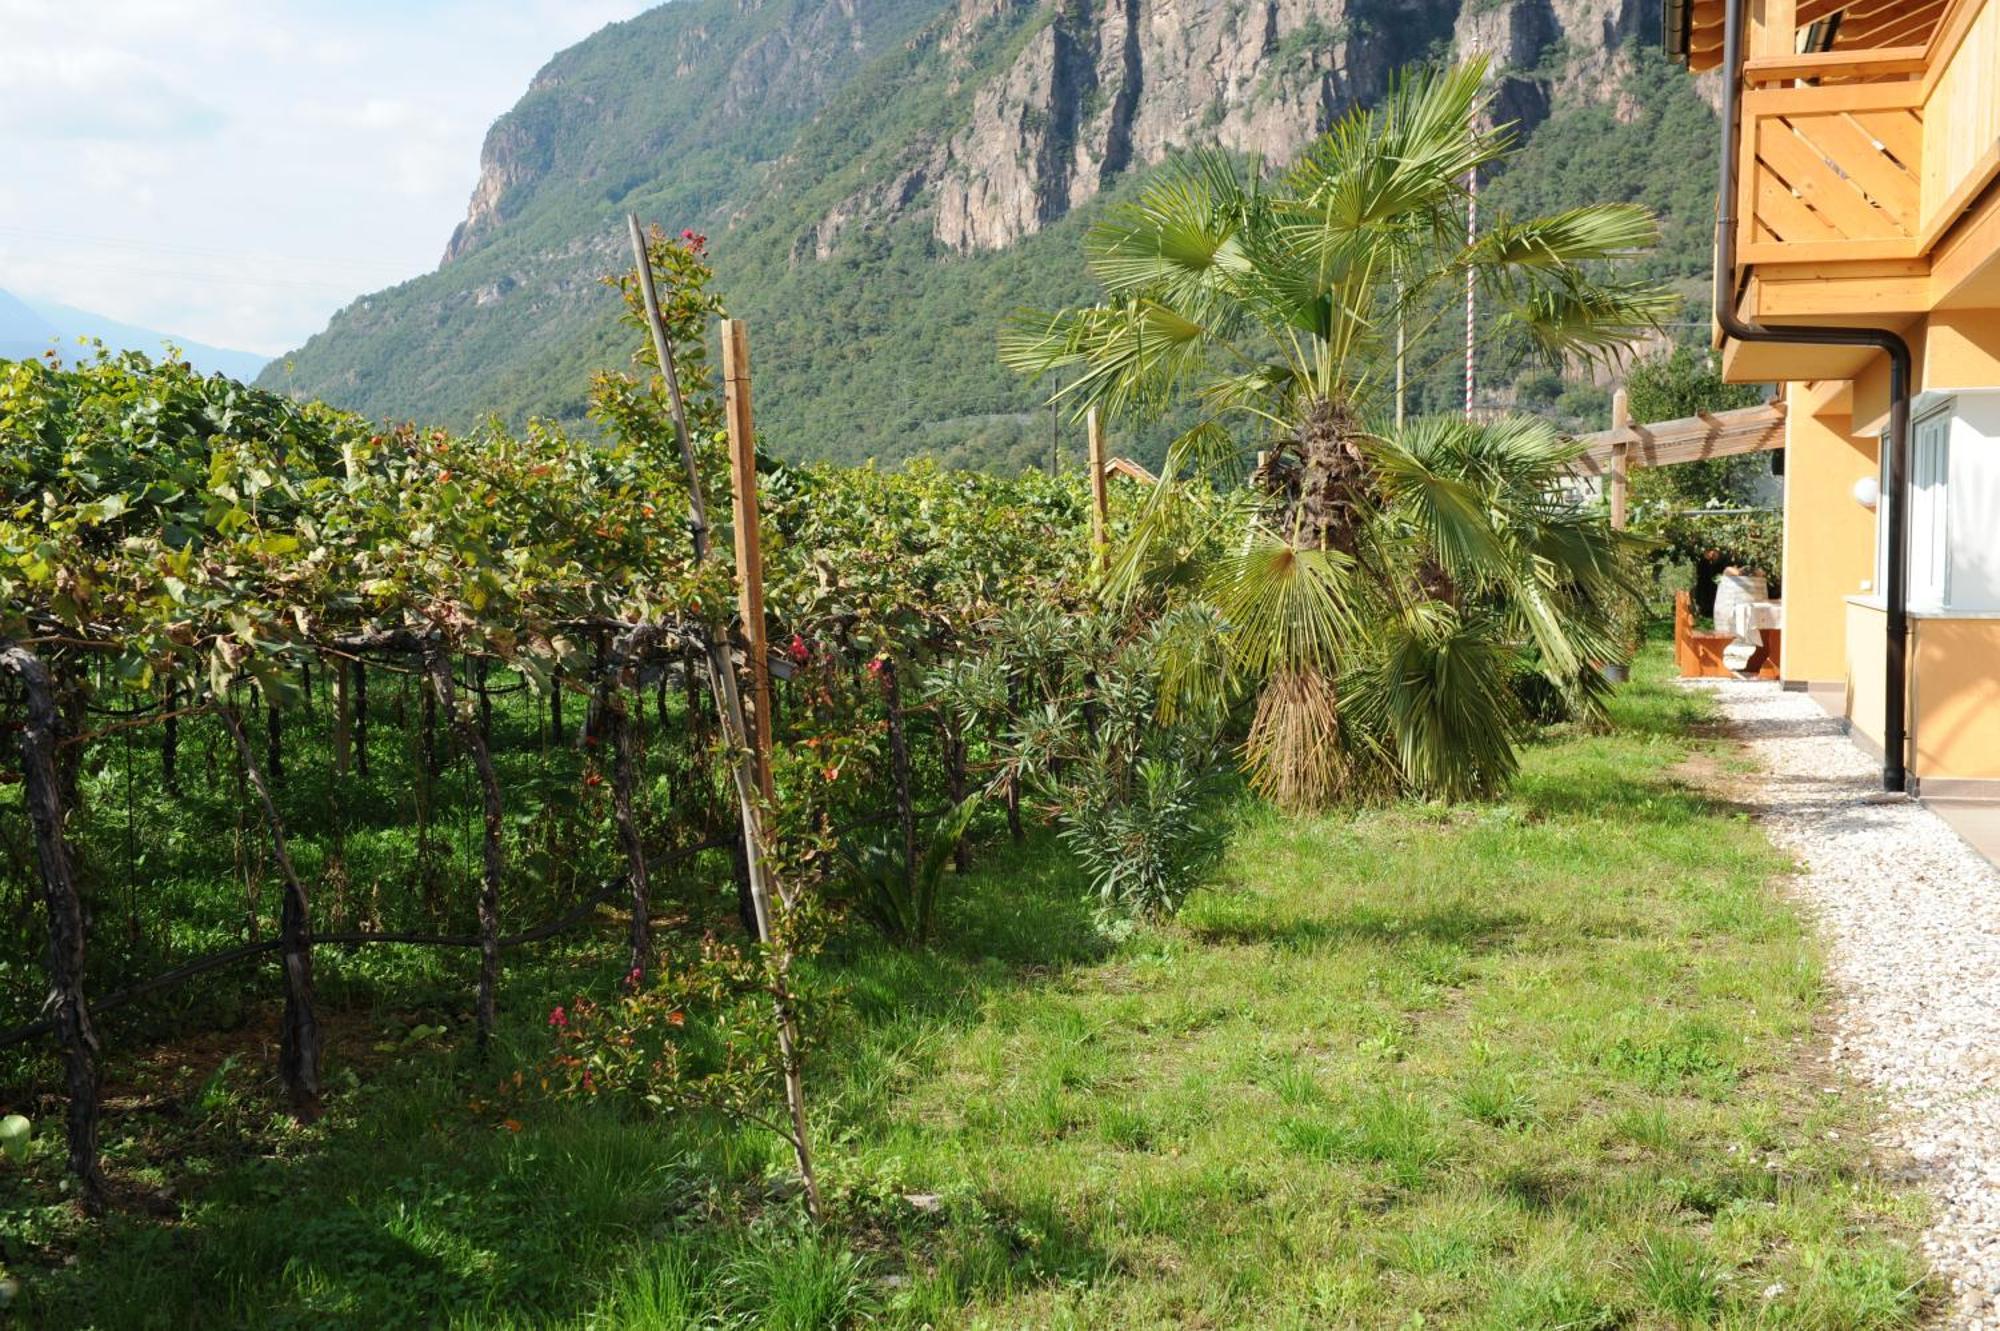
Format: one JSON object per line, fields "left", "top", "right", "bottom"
{"left": 262, "top": 0, "right": 1718, "bottom": 471}
{"left": 0, "top": 288, "right": 59, "bottom": 359}
{"left": 0, "top": 288, "right": 269, "bottom": 381}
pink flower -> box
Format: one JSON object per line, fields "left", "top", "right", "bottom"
{"left": 625, "top": 965, "right": 644, "bottom": 990}
{"left": 866, "top": 657, "right": 886, "bottom": 677}
{"left": 548, "top": 1005, "right": 567, "bottom": 1028}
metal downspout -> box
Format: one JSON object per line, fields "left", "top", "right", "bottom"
{"left": 1712, "top": 0, "right": 1914, "bottom": 793}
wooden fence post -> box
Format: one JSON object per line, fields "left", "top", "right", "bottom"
{"left": 722, "top": 318, "right": 775, "bottom": 807}
{"left": 1086, "top": 405, "right": 1109, "bottom": 575}
{"left": 1609, "top": 388, "right": 1631, "bottom": 532}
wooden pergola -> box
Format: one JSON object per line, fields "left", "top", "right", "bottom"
{"left": 1569, "top": 393, "right": 1788, "bottom": 527}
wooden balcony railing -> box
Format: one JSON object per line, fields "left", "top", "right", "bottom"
{"left": 1734, "top": 0, "right": 2000, "bottom": 268}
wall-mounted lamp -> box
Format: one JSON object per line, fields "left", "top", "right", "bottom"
{"left": 1852, "top": 476, "right": 1880, "bottom": 511}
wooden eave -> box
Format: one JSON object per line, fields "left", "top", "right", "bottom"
{"left": 1671, "top": 0, "right": 1952, "bottom": 71}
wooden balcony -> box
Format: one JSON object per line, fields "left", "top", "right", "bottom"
{"left": 1735, "top": 0, "right": 2000, "bottom": 267}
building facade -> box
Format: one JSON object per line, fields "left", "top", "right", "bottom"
{"left": 1670, "top": 0, "right": 2000, "bottom": 796}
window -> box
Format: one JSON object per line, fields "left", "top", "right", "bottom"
{"left": 1879, "top": 405, "right": 1956, "bottom": 609}
{"left": 1911, "top": 410, "right": 1951, "bottom": 607}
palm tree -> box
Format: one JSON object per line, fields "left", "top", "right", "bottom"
{"left": 1002, "top": 61, "right": 1668, "bottom": 807}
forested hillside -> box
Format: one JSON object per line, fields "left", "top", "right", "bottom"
{"left": 261, "top": 0, "right": 1720, "bottom": 470}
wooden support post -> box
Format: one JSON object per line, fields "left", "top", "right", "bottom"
{"left": 1086, "top": 405, "right": 1109, "bottom": 575}
{"left": 722, "top": 318, "right": 775, "bottom": 807}
{"left": 220, "top": 706, "right": 322, "bottom": 1117}
{"left": 1751, "top": 0, "right": 1797, "bottom": 59}
{"left": 424, "top": 646, "right": 503, "bottom": 1051}
{"left": 352, "top": 660, "right": 369, "bottom": 777}
{"left": 0, "top": 646, "right": 107, "bottom": 1211}
{"left": 1609, "top": 388, "right": 1631, "bottom": 532}
{"left": 331, "top": 654, "right": 351, "bottom": 777}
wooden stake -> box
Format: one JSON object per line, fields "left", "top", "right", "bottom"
{"left": 722, "top": 318, "right": 774, "bottom": 806}
{"left": 627, "top": 215, "right": 820, "bottom": 1221}
{"left": 1086, "top": 405, "right": 1109, "bottom": 576}
{"left": 1609, "top": 388, "right": 1631, "bottom": 531}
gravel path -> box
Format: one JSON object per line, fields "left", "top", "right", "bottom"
{"left": 1692, "top": 679, "right": 2000, "bottom": 1328}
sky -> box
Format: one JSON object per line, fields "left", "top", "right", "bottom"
{"left": 0, "top": 0, "right": 659, "bottom": 358}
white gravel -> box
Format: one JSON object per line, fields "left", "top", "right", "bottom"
{"left": 1692, "top": 679, "right": 2000, "bottom": 1328}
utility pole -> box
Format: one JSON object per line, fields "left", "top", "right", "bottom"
{"left": 1395, "top": 279, "right": 1407, "bottom": 432}
{"left": 1465, "top": 164, "right": 1477, "bottom": 421}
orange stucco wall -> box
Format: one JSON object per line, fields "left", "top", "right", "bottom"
{"left": 1781, "top": 387, "right": 1880, "bottom": 683}
{"left": 1843, "top": 603, "right": 2000, "bottom": 782}
{"left": 1845, "top": 602, "right": 1889, "bottom": 756}
{"left": 1912, "top": 619, "right": 2000, "bottom": 780}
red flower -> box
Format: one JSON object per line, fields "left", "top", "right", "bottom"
{"left": 625, "top": 965, "right": 644, "bottom": 990}
{"left": 866, "top": 657, "right": 886, "bottom": 677}
{"left": 548, "top": 1005, "right": 567, "bottom": 1028}
{"left": 788, "top": 633, "right": 810, "bottom": 664}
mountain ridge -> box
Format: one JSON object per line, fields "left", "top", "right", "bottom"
{"left": 260, "top": 0, "right": 1715, "bottom": 470}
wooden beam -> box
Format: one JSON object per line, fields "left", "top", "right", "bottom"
{"left": 1571, "top": 402, "right": 1788, "bottom": 476}
{"left": 1742, "top": 47, "right": 1929, "bottom": 82}
{"left": 1105, "top": 456, "right": 1159, "bottom": 484}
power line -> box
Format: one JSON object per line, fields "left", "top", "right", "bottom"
{"left": 0, "top": 223, "right": 415, "bottom": 278}
{"left": 0, "top": 253, "right": 386, "bottom": 296}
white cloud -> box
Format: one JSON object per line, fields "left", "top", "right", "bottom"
{"left": 0, "top": 0, "right": 659, "bottom": 356}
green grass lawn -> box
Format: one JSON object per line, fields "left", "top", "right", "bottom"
{"left": 2, "top": 655, "right": 1928, "bottom": 1328}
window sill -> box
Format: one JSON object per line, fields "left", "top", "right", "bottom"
{"left": 1846, "top": 596, "right": 2000, "bottom": 620}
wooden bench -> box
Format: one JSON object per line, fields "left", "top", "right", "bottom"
{"left": 1674, "top": 589, "right": 1781, "bottom": 679}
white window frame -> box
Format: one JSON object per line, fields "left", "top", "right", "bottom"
{"left": 1910, "top": 405, "right": 1952, "bottom": 609}
{"left": 1883, "top": 399, "right": 1957, "bottom": 610}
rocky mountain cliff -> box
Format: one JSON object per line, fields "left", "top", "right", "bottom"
{"left": 263, "top": 0, "right": 1706, "bottom": 470}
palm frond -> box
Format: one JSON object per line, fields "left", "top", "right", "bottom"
{"left": 1499, "top": 276, "right": 1677, "bottom": 366}
{"left": 1205, "top": 528, "right": 1362, "bottom": 677}
{"left": 1350, "top": 603, "right": 1523, "bottom": 801}
{"left": 1085, "top": 148, "right": 1254, "bottom": 305}
{"left": 1282, "top": 61, "right": 1510, "bottom": 256}
{"left": 1366, "top": 419, "right": 1510, "bottom": 585}
{"left": 1468, "top": 204, "right": 1660, "bottom": 270}
{"left": 1000, "top": 300, "right": 1214, "bottom": 419}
